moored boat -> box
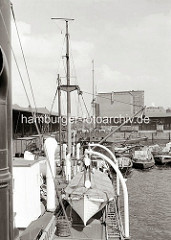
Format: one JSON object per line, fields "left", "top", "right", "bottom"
{"left": 132, "top": 147, "right": 155, "bottom": 169}
{"left": 150, "top": 143, "right": 171, "bottom": 165}
{"left": 117, "top": 156, "right": 133, "bottom": 173}
{"left": 154, "top": 154, "right": 171, "bottom": 165}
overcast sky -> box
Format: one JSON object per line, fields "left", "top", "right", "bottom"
{"left": 11, "top": 0, "right": 171, "bottom": 115}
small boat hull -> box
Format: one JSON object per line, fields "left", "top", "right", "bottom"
{"left": 68, "top": 195, "right": 105, "bottom": 226}
{"left": 133, "top": 160, "right": 155, "bottom": 169}
{"left": 65, "top": 170, "right": 114, "bottom": 226}
{"left": 132, "top": 148, "right": 155, "bottom": 169}
{"left": 120, "top": 166, "right": 132, "bottom": 173}
{"left": 154, "top": 155, "right": 171, "bottom": 165}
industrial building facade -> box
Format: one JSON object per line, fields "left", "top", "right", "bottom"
{"left": 95, "top": 90, "right": 144, "bottom": 117}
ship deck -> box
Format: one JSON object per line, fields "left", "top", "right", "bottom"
{"left": 19, "top": 167, "right": 123, "bottom": 240}
{"left": 53, "top": 218, "right": 106, "bottom": 240}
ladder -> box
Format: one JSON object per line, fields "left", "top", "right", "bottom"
{"left": 106, "top": 200, "right": 123, "bottom": 240}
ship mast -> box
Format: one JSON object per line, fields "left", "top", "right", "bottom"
{"left": 91, "top": 60, "right": 96, "bottom": 130}
{"left": 92, "top": 60, "right": 95, "bottom": 118}
{"left": 66, "top": 20, "right": 71, "bottom": 155}
{"left": 51, "top": 18, "right": 75, "bottom": 156}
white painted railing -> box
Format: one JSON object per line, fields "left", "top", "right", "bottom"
{"left": 88, "top": 143, "right": 120, "bottom": 196}
{"left": 86, "top": 147, "right": 130, "bottom": 239}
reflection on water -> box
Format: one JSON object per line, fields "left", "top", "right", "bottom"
{"left": 127, "top": 166, "right": 171, "bottom": 240}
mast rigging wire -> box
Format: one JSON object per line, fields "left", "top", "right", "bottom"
{"left": 50, "top": 87, "right": 58, "bottom": 115}
{"left": 68, "top": 35, "right": 78, "bottom": 85}
{"left": 49, "top": 35, "right": 66, "bottom": 114}
{"left": 0, "top": 5, "right": 41, "bottom": 136}
{"left": 80, "top": 94, "right": 91, "bottom": 117}
{"left": 50, "top": 30, "right": 78, "bottom": 117}
{"left": 11, "top": 3, "right": 38, "bottom": 112}
{"left": 55, "top": 35, "right": 66, "bottom": 79}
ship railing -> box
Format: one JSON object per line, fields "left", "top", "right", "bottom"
{"left": 86, "top": 144, "right": 130, "bottom": 239}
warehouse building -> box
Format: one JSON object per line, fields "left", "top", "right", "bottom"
{"left": 95, "top": 90, "right": 144, "bottom": 117}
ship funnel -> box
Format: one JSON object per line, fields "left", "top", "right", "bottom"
{"left": 0, "top": 47, "right": 9, "bottom": 101}
{"left": 0, "top": 46, "right": 11, "bottom": 240}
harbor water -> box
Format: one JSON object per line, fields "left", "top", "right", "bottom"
{"left": 126, "top": 165, "right": 171, "bottom": 240}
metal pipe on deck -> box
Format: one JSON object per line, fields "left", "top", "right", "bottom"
{"left": 63, "top": 143, "right": 67, "bottom": 161}
{"left": 72, "top": 144, "right": 75, "bottom": 157}
{"left": 65, "top": 153, "right": 71, "bottom": 181}
{"left": 76, "top": 143, "right": 80, "bottom": 160}
{"left": 44, "top": 138, "right": 58, "bottom": 211}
